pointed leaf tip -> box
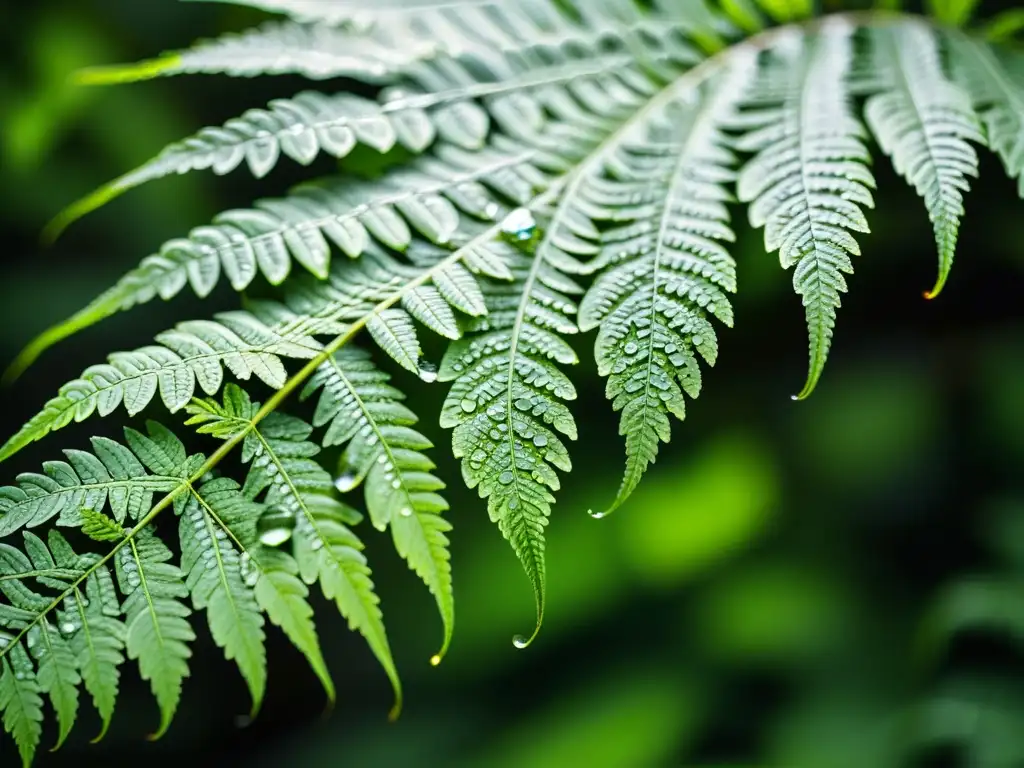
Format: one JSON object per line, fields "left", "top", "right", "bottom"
{"left": 74, "top": 55, "right": 182, "bottom": 86}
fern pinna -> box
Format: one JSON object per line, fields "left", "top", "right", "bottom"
{"left": 3, "top": 0, "right": 1023, "bottom": 762}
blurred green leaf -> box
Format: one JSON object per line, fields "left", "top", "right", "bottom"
{"left": 616, "top": 435, "right": 778, "bottom": 586}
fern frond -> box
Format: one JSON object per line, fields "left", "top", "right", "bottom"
{"left": 0, "top": 424, "right": 204, "bottom": 750}
{"left": 949, "top": 33, "right": 1024, "bottom": 196}
{"left": 736, "top": 21, "right": 875, "bottom": 399}
{"left": 119, "top": 525, "right": 194, "bottom": 740}
{"left": 46, "top": 91, "right": 444, "bottom": 239}
{"left": 865, "top": 20, "right": 983, "bottom": 299}
{"left": 186, "top": 0, "right": 526, "bottom": 25}
{"left": 77, "top": 21, "right": 413, "bottom": 84}
{"left": 180, "top": 480, "right": 267, "bottom": 717}
{"left": 302, "top": 348, "right": 454, "bottom": 662}
{"left": 183, "top": 386, "right": 401, "bottom": 715}
{"left": 579, "top": 62, "right": 751, "bottom": 515}
{"left": 0, "top": 417, "right": 344, "bottom": 754}
{"left": 0, "top": 313, "right": 320, "bottom": 464}
{"left": 0, "top": 436, "right": 183, "bottom": 537}
{"left": 439, "top": 231, "right": 580, "bottom": 647}
{"left": 0, "top": 642, "right": 42, "bottom": 768}
{"left": 23, "top": 148, "right": 528, "bottom": 375}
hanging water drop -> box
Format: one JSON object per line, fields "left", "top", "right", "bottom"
{"left": 418, "top": 359, "right": 439, "bottom": 383}
{"left": 512, "top": 634, "right": 530, "bottom": 649}
{"left": 334, "top": 455, "right": 362, "bottom": 493}
{"left": 257, "top": 506, "right": 296, "bottom": 547}
{"left": 501, "top": 207, "right": 537, "bottom": 242}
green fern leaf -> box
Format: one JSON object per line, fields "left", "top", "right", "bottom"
{"left": 439, "top": 233, "right": 580, "bottom": 646}
{"left": 23, "top": 150, "right": 528, "bottom": 374}
{"left": 0, "top": 313, "right": 319, "bottom": 464}
{"left": 0, "top": 642, "right": 43, "bottom": 768}
{"left": 949, "top": 34, "right": 1024, "bottom": 196}
{"left": 865, "top": 20, "right": 983, "bottom": 299}
{"left": 579, "top": 64, "right": 750, "bottom": 514}
{"left": 0, "top": 437, "right": 183, "bottom": 536}
{"left": 250, "top": 548, "right": 334, "bottom": 702}
{"left": 302, "top": 348, "right": 454, "bottom": 662}
{"left": 180, "top": 480, "right": 266, "bottom": 717}
{"left": 78, "top": 21, "right": 409, "bottom": 84}
{"left": 120, "top": 526, "right": 194, "bottom": 740}
{"left": 64, "top": 559, "right": 125, "bottom": 742}
{"left": 29, "top": 621, "right": 80, "bottom": 750}
{"left": 736, "top": 21, "right": 875, "bottom": 399}
{"left": 184, "top": 387, "right": 401, "bottom": 714}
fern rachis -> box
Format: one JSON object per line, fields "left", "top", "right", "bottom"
{"left": 3, "top": 1, "right": 1024, "bottom": 763}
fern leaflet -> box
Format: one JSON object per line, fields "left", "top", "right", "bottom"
{"left": 865, "top": 20, "right": 983, "bottom": 298}
{"left": 736, "top": 20, "right": 876, "bottom": 399}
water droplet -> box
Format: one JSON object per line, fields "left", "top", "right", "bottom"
{"left": 624, "top": 342, "right": 639, "bottom": 355}
{"left": 590, "top": 510, "right": 607, "bottom": 519}
{"left": 501, "top": 207, "right": 537, "bottom": 241}
{"left": 460, "top": 398, "right": 477, "bottom": 413}
{"left": 418, "top": 360, "right": 439, "bottom": 383}
{"left": 391, "top": 479, "right": 402, "bottom": 489}
{"left": 499, "top": 471, "right": 514, "bottom": 485}
{"left": 61, "top": 622, "right": 75, "bottom": 635}
{"left": 512, "top": 634, "right": 530, "bottom": 649}
{"left": 484, "top": 202, "right": 500, "bottom": 220}
{"left": 430, "top": 654, "right": 442, "bottom": 666}
{"left": 533, "top": 435, "right": 548, "bottom": 447}
{"left": 258, "top": 506, "right": 296, "bottom": 547}
{"left": 334, "top": 468, "right": 360, "bottom": 493}
{"left": 400, "top": 507, "right": 412, "bottom": 518}
{"left": 692, "top": 336, "right": 704, "bottom": 347}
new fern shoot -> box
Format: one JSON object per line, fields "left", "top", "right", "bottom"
{"left": 3, "top": 0, "right": 1024, "bottom": 764}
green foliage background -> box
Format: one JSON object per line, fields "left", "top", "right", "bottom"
{"left": 4, "top": 1, "right": 1024, "bottom": 765}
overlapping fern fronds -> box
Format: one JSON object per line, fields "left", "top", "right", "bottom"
{"left": 3, "top": 0, "right": 1023, "bottom": 763}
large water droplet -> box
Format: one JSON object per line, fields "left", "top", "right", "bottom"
{"left": 512, "top": 634, "right": 530, "bottom": 649}
{"left": 501, "top": 207, "right": 537, "bottom": 242}
{"left": 334, "top": 459, "right": 361, "bottom": 493}
{"left": 460, "top": 398, "right": 477, "bottom": 413}
{"left": 258, "top": 506, "right": 296, "bottom": 547}
{"left": 418, "top": 359, "right": 439, "bottom": 383}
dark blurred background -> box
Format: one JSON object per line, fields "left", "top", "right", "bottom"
{"left": 3, "top": 1, "right": 1024, "bottom": 766}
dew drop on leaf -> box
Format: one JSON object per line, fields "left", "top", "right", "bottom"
{"left": 501, "top": 207, "right": 537, "bottom": 241}
{"left": 334, "top": 460, "right": 361, "bottom": 493}
{"left": 257, "top": 506, "right": 296, "bottom": 547}
{"left": 419, "top": 360, "right": 439, "bottom": 383}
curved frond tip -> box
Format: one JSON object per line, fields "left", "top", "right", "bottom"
{"left": 74, "top": 56, "right": 183, "bottom": 86}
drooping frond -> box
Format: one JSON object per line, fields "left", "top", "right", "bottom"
{"left": 183, "top": 386, "right": 401, "bottom": 714}
{"left": 735, "top": 20, "right": 876, "bottom": 400}
{"left": 179, "top": 480, "right": 267, "bottom": 717}
{"left": 949, "top": 33, "right": 1024, "bottom": 196}
{"left": 46, "top": 91, "right": 447, "bottom": 239}
{"left": 77, "top": 21, "right": 415, "bottom": 84}
{"left": 302, "top": 348, "right": 454, "bottom": 663}
{"left": 0, "top": 313, "right": 319, "bottom": 463}
{"left": 439, "top": 228, "right": 580, "bottom": 647}
{"left": 0, "top": 425, "right": 201, "bottom": 760}
{"left": 186, "top": 0, "right": 527, "bottom": 25}
{"left": 23, "top": 146, "right": 530, "bottom": 376}
{"left": 0, "top": 420, "right": 349, "bottom": 762}
{"left": 579, "top": 61, "right": 752, "bottom": 515}
{"left": 865, "top": 20, "right": 983, "bottom": 299}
